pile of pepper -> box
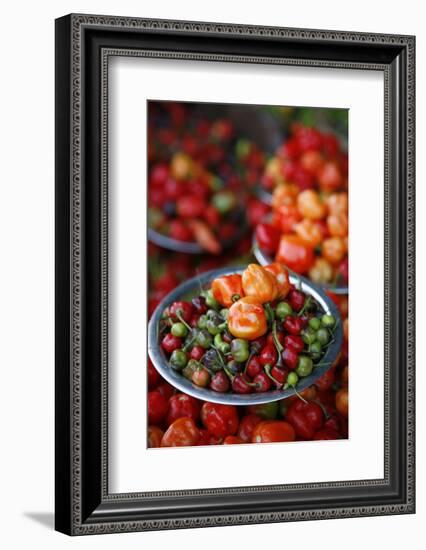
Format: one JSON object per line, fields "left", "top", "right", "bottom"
{"left": 148, "top": 101, "right": 254, "bottom": 254}
{"left": 157, "top": 263, "right": 338, "bottom": 396}
{"left": 255, "top": 123, "right": 348, "bottom": 287}
{"left": 148, "top": 363, "right": 348, "bottom": 447}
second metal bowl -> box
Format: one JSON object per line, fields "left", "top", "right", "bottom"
{"left": 148, "top": 266, "right": 343, "bottom": 405}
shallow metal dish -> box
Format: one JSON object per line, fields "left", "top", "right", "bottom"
{"left": 148, "top": 266, "right": 343, "bottom": 405}
{"left": 252, "top": 236, "right": 349, "bottom": 296}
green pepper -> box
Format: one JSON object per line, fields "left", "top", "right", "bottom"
{"left": 302, "top": 327, "right": 316, "bottom": 345}
{"left": 214, "top": 333, "right": 230, "bottom": 354}
{"left": 248, "top": 401, "right": 279, "bottom": 420}
{"left": 196, "top": 329, "right": 213, "bottom": 349}
{"left": 182, "top": 359, "right": 200, "bottom": 380}
{"left": 276, "top": 301, "right": 293, "bottom": 320}
{"left": 220, "top": 308, "right": 229, "bottom": 320}
{"left": 171, "top": 322, "right": 188, "bottom": 338}
{"left": 316, "top": 327, "right": 330, "bottom": 346}
{"left": 170, "top": 349, "right": 188, "bottom": 371}
{"left": 203, "top": 289, "right": 220, "bottom": 310}
{"left": 308, "top": 317, "right": 321, "bottom": 331}
{"left": 231, "top": 338, "right": 250, "bottom": 363}
{"left": 211, "top": 190, "right": 236, "bottom": 214}
{"left": 197, "top": 314, "right": 208, "bottom": 330}
{"left": 309, "top": 341, "right": 322, "bottom": 361}
{"left": 286, "top": 371, "right": 299, "bottom": 387}
{"left": 296, "top": 355, "right": 313, "bottom": 377}
{"left": 321, "top": 313, "right": 336, "bottom": 328}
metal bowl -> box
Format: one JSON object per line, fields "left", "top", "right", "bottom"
{"left": 148, "top": 266, "right": 343, "bottom": 405}
{"left": 252, "top": 236, "right": 349, "bottom": 296}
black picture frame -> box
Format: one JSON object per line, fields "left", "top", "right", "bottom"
{"left": 55, "top": 14, "right": 415, "bottom": 535}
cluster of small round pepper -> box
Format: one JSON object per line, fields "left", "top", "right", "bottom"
{"left": 147, "top": 288, "right": 348, "bottom": 447}
{"left": 158, "top": 264, "right": 337, "bottom": 396}
{"left": 255, "top": 123, "right": 348, "bottom": 286}
{"left": 147, "top": 102, "right": 264, "bottom": 254}
{"left": 147, "top": 363, "right": 348, "bottom": 447}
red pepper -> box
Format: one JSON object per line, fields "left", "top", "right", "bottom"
{"left": 166, "top": 393, "right": 201, "bottom": 426}
{"left": 286, "top": 400, "right": 324, "bottom": 439}
{"left": 255, "top": 223, "right": 281, "bottom": 254}
{"left": 201, "top": 403, "right": 239, "bottom": 439}
{"left": 238, "top": 414, "right": 262, "bottom": 443}
{"left": 148, "top": 358, "right": 161, "bottom": 389}
{"left": 169, "top": 301, "right": 193, "bottom": 323}
{"left": 147, "top": 391, "right": 168, "bottom": 425}
{"left": 161, "top": 418, "right": 200, "bottom": 447}
{"left": 252, "top": 420, "right": 296, "bottom": 443}
{"left": 259, "top": 345, "right": 278, "bottom": 366}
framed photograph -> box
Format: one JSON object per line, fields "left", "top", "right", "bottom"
{"left": 55, "top": 14, "right": 415, "bottom": 535}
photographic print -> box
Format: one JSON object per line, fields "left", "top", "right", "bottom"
{"left": 147, "top": 101, "right": 349, "bottom": 448}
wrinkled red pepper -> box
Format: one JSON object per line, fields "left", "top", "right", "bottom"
{"left": 286, "top": 400, "right": 324, "bottom": 439}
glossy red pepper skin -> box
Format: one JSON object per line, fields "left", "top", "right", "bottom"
{"left": 252, "top": 420, "right": 296, "bottom": 443}
{"left": 161, "top": 417, "right": 201, "bottom": 447}
{"left": 147, "top": 391, "right": 169, "bottom": 425}
{"left": 286, "top": 400, "right": 324, "bottom": 439}
{"left": 255, "top": 223, "right": 281, "bottom": 254}
{"left": 259, "top": 345, "right": 278, "bottom": 366}
{"left": 238, "top": 414, "right": 262, "bottom": 443}
{"left": 201, "top": 403, "right": 239, "bottom": 439}
{"left": 166, "top": 393, "right": 201, "bottom": 426}
{"left": 169, "top": 301, "right": 193, "bottom": 322}
{"left": 284, "top": 334, "right": 304, "bottom": 353}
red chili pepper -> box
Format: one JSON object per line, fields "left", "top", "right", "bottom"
{"left": 189, "top": 346, "right": 205, "bottom": 361}
{"left": 169, "top": 301, "right": 193, "bottom": 323}
{"left": 161, "top": 333, "right": 182, "bottom": 354}
{"left": 282, "top": 346, "right": 299, "bottom": 369}
{"left": 259, "top": 345, "right": 278, "bottom": 366}
{"left": 246, "top": 355, "right": 263, "bottom": 378}
{"left": 286, "top": 400, "right": 324, "bottom": 439}
{"left": 284, "top": 334, "right": 304, "bottom": 353}
{"left": 283, "top": 316, "right": 304, "bottom": 335}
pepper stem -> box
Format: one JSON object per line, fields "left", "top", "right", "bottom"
{"left": 176, "top": 310, "right": 192, "bottom": 331}
{"left": 291, "top": 385, "right": 308, "bottom": 404}
{"left": 297, "top": 296, "right": 312, "bottom": 317}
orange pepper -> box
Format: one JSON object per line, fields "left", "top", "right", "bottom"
{"left": 264, "top": 263, "right": 291, "bottom": 299}
{"left": 228, "top": 296, "right": 267, "bottom": 340}
{"left": 294, "top": 218, "right": 324, "bottom": 247}
{"left": 242, "top": 264, "right": 278, "bottom": 303}
{"left": 297, "top": 189, "right": 326, "bottom": 220}
{"left": 327, "top": 213, "right": 348, "bottom": 238}
{"left": 211, "top": 274, "right": 244, "bottom": 307}
{"left": 322, "top": 237, "right": 346, "bottom": 264}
